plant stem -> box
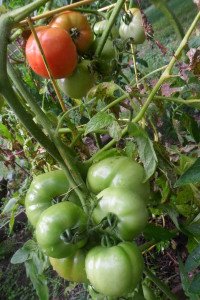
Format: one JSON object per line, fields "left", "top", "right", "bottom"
{"left": 144, "top": 267, "right": 178, "bottom": 300}
{"left": 133, "top": 10, "right": 200, "bottom": 123}
{"left": 10, "top": 0, "right": 49, "bottom": 23}
{"left": 19, "top": 0, "right": 96, "bottom": 26}
{"left": 95, "top": 0, "right": 125, "bottom": 57}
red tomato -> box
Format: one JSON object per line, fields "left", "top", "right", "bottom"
{"left": 49, "top": 11, "right": 93, "bottom": 53}
{"left": 25, "top": 26, "right": 77, "bottom": 79}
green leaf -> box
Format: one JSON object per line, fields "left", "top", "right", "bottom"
{"left": 162, "top": 204, "right": 181, "bottom": 231}
{"left": 108, "top": 121, "right": 122, "bottom": 141}
{"left": 25, "top": 260, "right": 49, "bottom": 300}
{"left": 175, "top": 158, "right": 200, "bottom": 187}
{"left": 11, "top": 248, "right": 30, "bottom": 264}
{"left": 143, "top": 224, "right": 176, "bottom": 242}
{"left": 178, "top": 256, "right": 191, "bottom": 296}
{"left": 185, "top": 244, "right": 200, "bottom": 272}
{"left": 128, "top": 123, "right": 157, "bottom": 180}
{"left": 189, "top": 273, "right": 200, "bottom": 294}
{"left": 85, "top": 112, "right": 115, "bottom": 135}
{"left": 2, "top": 198, "right": 18, "bottom": 214}
{"left": 0, "top": 123, "right": 12, "bottom": 140}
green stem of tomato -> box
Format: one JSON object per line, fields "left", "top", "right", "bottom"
{"left": 144, "top": 267, "right": 178, "bottom": 300}
{"left": 95, "top": 0, "right": 126, "bottom": 57}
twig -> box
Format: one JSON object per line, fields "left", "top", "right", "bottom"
{"left": 19, "top": 0, "right": 96, "bottom": 26}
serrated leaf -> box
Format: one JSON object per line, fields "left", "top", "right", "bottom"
{"left": 185, "top": 244, "right": 200, "bottom": 272}
{"left": 189, "top": 273, "right": 200, "bottom": 294}
{"left": 25, "top": 260, "right": 49, "bottom": 300}
{"left": 85, "top": 112, "right": 115, "bottom": 135}
{"left": 175, "top": 158, "right": 200, "bottom": 187}
{"left": 108, "top": 121, "right": 122, "bottom": 141}
{"left": 11, "top": 248, "right": 30, "bottom": 264}
{"left": 0, "top": 123, "right": 12, "bottom": 140}
{"left": 143, "top": 224, "right": 176, "bottom": 242}
{"left": 128, "top": 123, "right": 157, "bottom": 180}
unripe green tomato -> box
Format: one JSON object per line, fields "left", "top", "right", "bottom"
{"left": 93, "top": 187, "right": 148, "bottom": 240}
{"left": 57, "top": 60, "right": 95, "bottom": 99}
{"left": 89, "top": 38, "right": 118, "bottom": 77}
{"left": 85, "top": 242, "right": 144, "bottom": 297}
{"left": 119, "top": 8, "right": 145, "bottom": 44}
{"left": 94, "top": 20, "right": 118, "bottom": 39}
{"left": 36, "top": 201, "right": 87, "bottom": 258}
{"left": 87, "top": 156, "right": 150, "bottom": 202}
{"left": 25, "top": 170, "right": 78, "bottom": 227}
{"left": 49, "top": 249, "right": 88, "bottom": 283}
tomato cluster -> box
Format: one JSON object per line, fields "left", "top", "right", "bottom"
{"left": 25, "top": 156, "right": 150, "bottom": 298}
{"left": 25, "top": 8, "right": 146, "bottom": 99}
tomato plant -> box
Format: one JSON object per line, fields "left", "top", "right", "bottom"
{"left": 85, "top": 242, "right": 144, "bottom": 297}
{"left": 87, "top": 156, "right": 150, "bottom": 201}
{"left": 57, "top": 60, "right": 95, "bottom": 99}
{"left": 35, "top": 201, "right": 87, "bottom": 258}
{"left": 119, "top": 8, "right": 146, "bottom": 44}
{"left": 49, "top": 249, "right": 88, "bottom": 283}
{"left": 49, "top": 11, "right": 93, "bottom": 53}
{"left": 25, "top": 26, "right": 77, "bottom": 78}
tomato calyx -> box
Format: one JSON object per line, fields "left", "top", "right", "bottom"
{"left": 101, "top": 213, "right": 118, "bottom": 230}
{"left": 60, "top": 227, "right": 86, "bottom": 244}
{"left": 69, "top": 27, "right": 81, "bottom": 40}
{"left": 122, "top": 10, "right": 134, "bottom": 25}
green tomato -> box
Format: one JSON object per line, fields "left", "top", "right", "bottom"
{"left": 88, "top": 285, "right": 116, "bottom": 300}
{"left": 57, "top": 60, "right": 95, "bottom": 99}
{"left": 25, "top": 170, "right": 78, "bottom": 227}
{"left": 36, "top": 201, "right": 87, "bottom": 258}
{"left": 94, "top": 20, "right": 118, "bottom": 39}
{"left": 119, "top": 8, "right": 145, "bottom": 44}
{"left": 85, "top": 242, "right": 144, "bottom": 297}
{"left": 49, "top": 249, "right": 88, "bottom": 283}
{"left": 87, "top": 156, "right": 150, "bottom": 202}
{"left": 93, "top": 187, "right": 148, "bottom": 240}
{"left": 90, "top": 38, "right": 118, "bottom": 77}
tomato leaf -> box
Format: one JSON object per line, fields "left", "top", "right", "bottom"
{"left": 0, "top": 123, "right": 12, "bottom": 140}
{"left": 175, "top": 158, "right": 200, "bottom": 187}
{"left": 143, "top": 224, "right": 176, "bottom": 242}
{"left": 11, "top": 248, "right": 30, "bottom": 264}
{"left": 128, "top": 123, "right": 157, "bottom": 180}
{"left": 178, "top": 256, "right": 191, "bottom": 297}
{"left": 189, "top": 273, "right": 200, "bottom": 294}
{"left": 85, "top": 112, "right": 115, "bottom": 135}
{"left": 108, "top": 121, "right": 122, "bottom": 141}
{"left": 185, "top": 244, "right": 200, "bottom": 272}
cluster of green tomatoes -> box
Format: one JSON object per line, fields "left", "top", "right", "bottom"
{"left": 25, "top": 156, "right": 153, "bottom": 299}
{"left": 25, "top": 7, "right": 146, "bottom": 100}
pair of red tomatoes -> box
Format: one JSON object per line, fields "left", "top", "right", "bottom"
{"left": 25, "top": 11, "right": 93, "bottom": 79}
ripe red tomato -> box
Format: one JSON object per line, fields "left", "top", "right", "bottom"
{"left": 49, "top": 11, "right": 93, "bottom": 54}
{"left": 25, "top": 26, "right": 77, "bottom": 79}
